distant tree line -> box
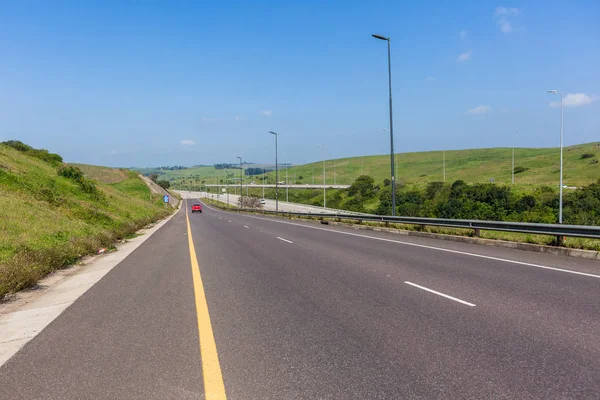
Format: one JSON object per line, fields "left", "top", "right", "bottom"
{"left": 214, "top": 163, "right": 242, "bottom": 170}
{"left": 157, "top": 166, "right": 187, "bottom": 170}
{"left": 245, "top": 168, "right": 273, "bottom": 176}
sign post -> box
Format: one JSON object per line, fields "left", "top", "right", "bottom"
{"left": 163, "top": 195, "right": 169, "bottom": 203}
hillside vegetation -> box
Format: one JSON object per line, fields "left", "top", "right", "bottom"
{"left": 0, "top": 142, "right": 173, "bottom": 299}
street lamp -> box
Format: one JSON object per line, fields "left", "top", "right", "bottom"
{"left": 236, "top": 156, "right": 242, "bottom": 208}
{"left": 269, "top": 131, "right": 279, "bottom": 211}
{"left": 547, "top": 90, "right": 564, "bottom": 224}
{"left": 373, "top": 33, "right": 396, "bottom": 215}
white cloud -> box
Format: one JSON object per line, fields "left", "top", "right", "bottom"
{"left": 260, "top": 110, "right": 273, "bottom": 117}
{"left": 180, "top": 139, "right": 196, "bottom": 146}
{"left": 468, "top": 105, "right": 492, "bottom": 115}
{"left": 201, "top": 116, "right": 223, "bottom": 122}
{"left": 457, "top": 50, "right": 472, "bottom": 62}
{"left": 550, "top": 93, "right": 598, "bottom": 108}
{"left": 495, "top": 7, "right": 520, "bottom": 16}
{"left": 495, "top": 7, "right": 521, "bottom": 33}
{"left": 425, "top": 76, "right": 436, "bottom": 81}
{"left": 459, "top": 29, "right": 468, "bottom": 39}
{"left": 498, "top": 18, "right": 512, "bottom": 33}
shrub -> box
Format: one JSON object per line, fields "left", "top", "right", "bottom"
{"left": 580, "top": 153, "right": 595, "bottom": 159}
{"left": 57, "top": 164, "right": 104, "bottom": 200}
{"left": 425, "top": 181, "right": 444, "bottom": 200}
{"left": 57, "top": 165, "right": 84, "bottom": 181}
{"left": 157, "top": 180, "right": 171, "bottom": 189}
{"left": 2, "top": 140, "right": 63, "bottom": 165}
{"left": 514, "top": 166, "right": 529, "bottom": 174}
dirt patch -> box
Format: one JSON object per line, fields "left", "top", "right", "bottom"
{"left": 72, "top": 164, "right": 129, "bottom": 184}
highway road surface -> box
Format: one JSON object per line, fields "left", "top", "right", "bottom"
{"left": 1, "top": 196, "right": 600, "bottom": 399}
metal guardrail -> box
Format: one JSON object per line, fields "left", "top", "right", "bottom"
{"left": 211, "top": 205, "right": 600, "bottom": 240}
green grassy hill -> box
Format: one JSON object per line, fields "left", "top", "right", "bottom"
{"left": 280, "top": 142, "right": 600, "bottom": 187}
{"left": 167, "top": 142, "right": 600, "bottom": 190}
{"left": 0, "top": 143, "right": 173, "bottom": 298}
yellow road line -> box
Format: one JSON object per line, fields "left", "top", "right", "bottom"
{"left": 186, "top": 206, "right": 227, "bottom": 399}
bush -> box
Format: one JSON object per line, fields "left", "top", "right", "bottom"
{"left": 2, "top": 140, "right": 63, "bottom": 165}
{"left": 580, "top": 153, "right": 595, "bottom": 159}
{"left": 513, "top": 166, "right": 529, "bottom": 174}
{"left": 157, "top": 180, "right": 171, "bottom": 189}
{"left": 57, "top": 164, "right": 104, "bottom": 200}
{"left": 57, "top": 165, "right": 84, "bottom": 181}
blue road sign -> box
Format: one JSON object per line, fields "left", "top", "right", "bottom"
{"left": 163, "top": 195, "right": 169, "bottom": 203}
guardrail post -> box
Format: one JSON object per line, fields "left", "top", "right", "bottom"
{"left": 556, "top": 235, "right": 565, "bottom": 247}
{"left": 473, "top": 228, "right": 481, "bottom": 237}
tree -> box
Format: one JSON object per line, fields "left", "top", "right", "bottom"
{"left": 238, "top": 196, "right": 261, "bottom": 209}
{"left": 348, "top": 175, "right": 376, "bottom": 198}
{"left": 148, "top": 173, "right": 159, "bottom": 182}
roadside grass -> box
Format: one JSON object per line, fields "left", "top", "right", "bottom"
{"left": 0, "top": 145, "right": 172, "bottom": 299}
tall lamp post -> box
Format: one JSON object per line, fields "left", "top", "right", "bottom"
{"left": 269, "top": 131, "right": 279, "bottom": 211}
{"left": 547, "top": 90, "right": 564, "bottom": 224}
{"left": 372, "top": 33, "right": 396, "bottom": 216}
{"left": 236, "top": 156, "right": 243, "bottom": 208}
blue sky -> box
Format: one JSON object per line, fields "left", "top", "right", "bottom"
{"left": 0, "top": 0, "right": 598, "bottom": 167}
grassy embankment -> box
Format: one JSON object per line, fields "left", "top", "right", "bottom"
{"left": 0, "top": 144, "right": 174, "bottom": 299}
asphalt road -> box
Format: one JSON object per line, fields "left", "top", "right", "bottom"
{"left": 1, "top": 197, "right": 599, "bottom": 399}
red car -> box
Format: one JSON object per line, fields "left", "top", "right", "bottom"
{"left": 191, "top": 203, "right": 202, "bottom": 213}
